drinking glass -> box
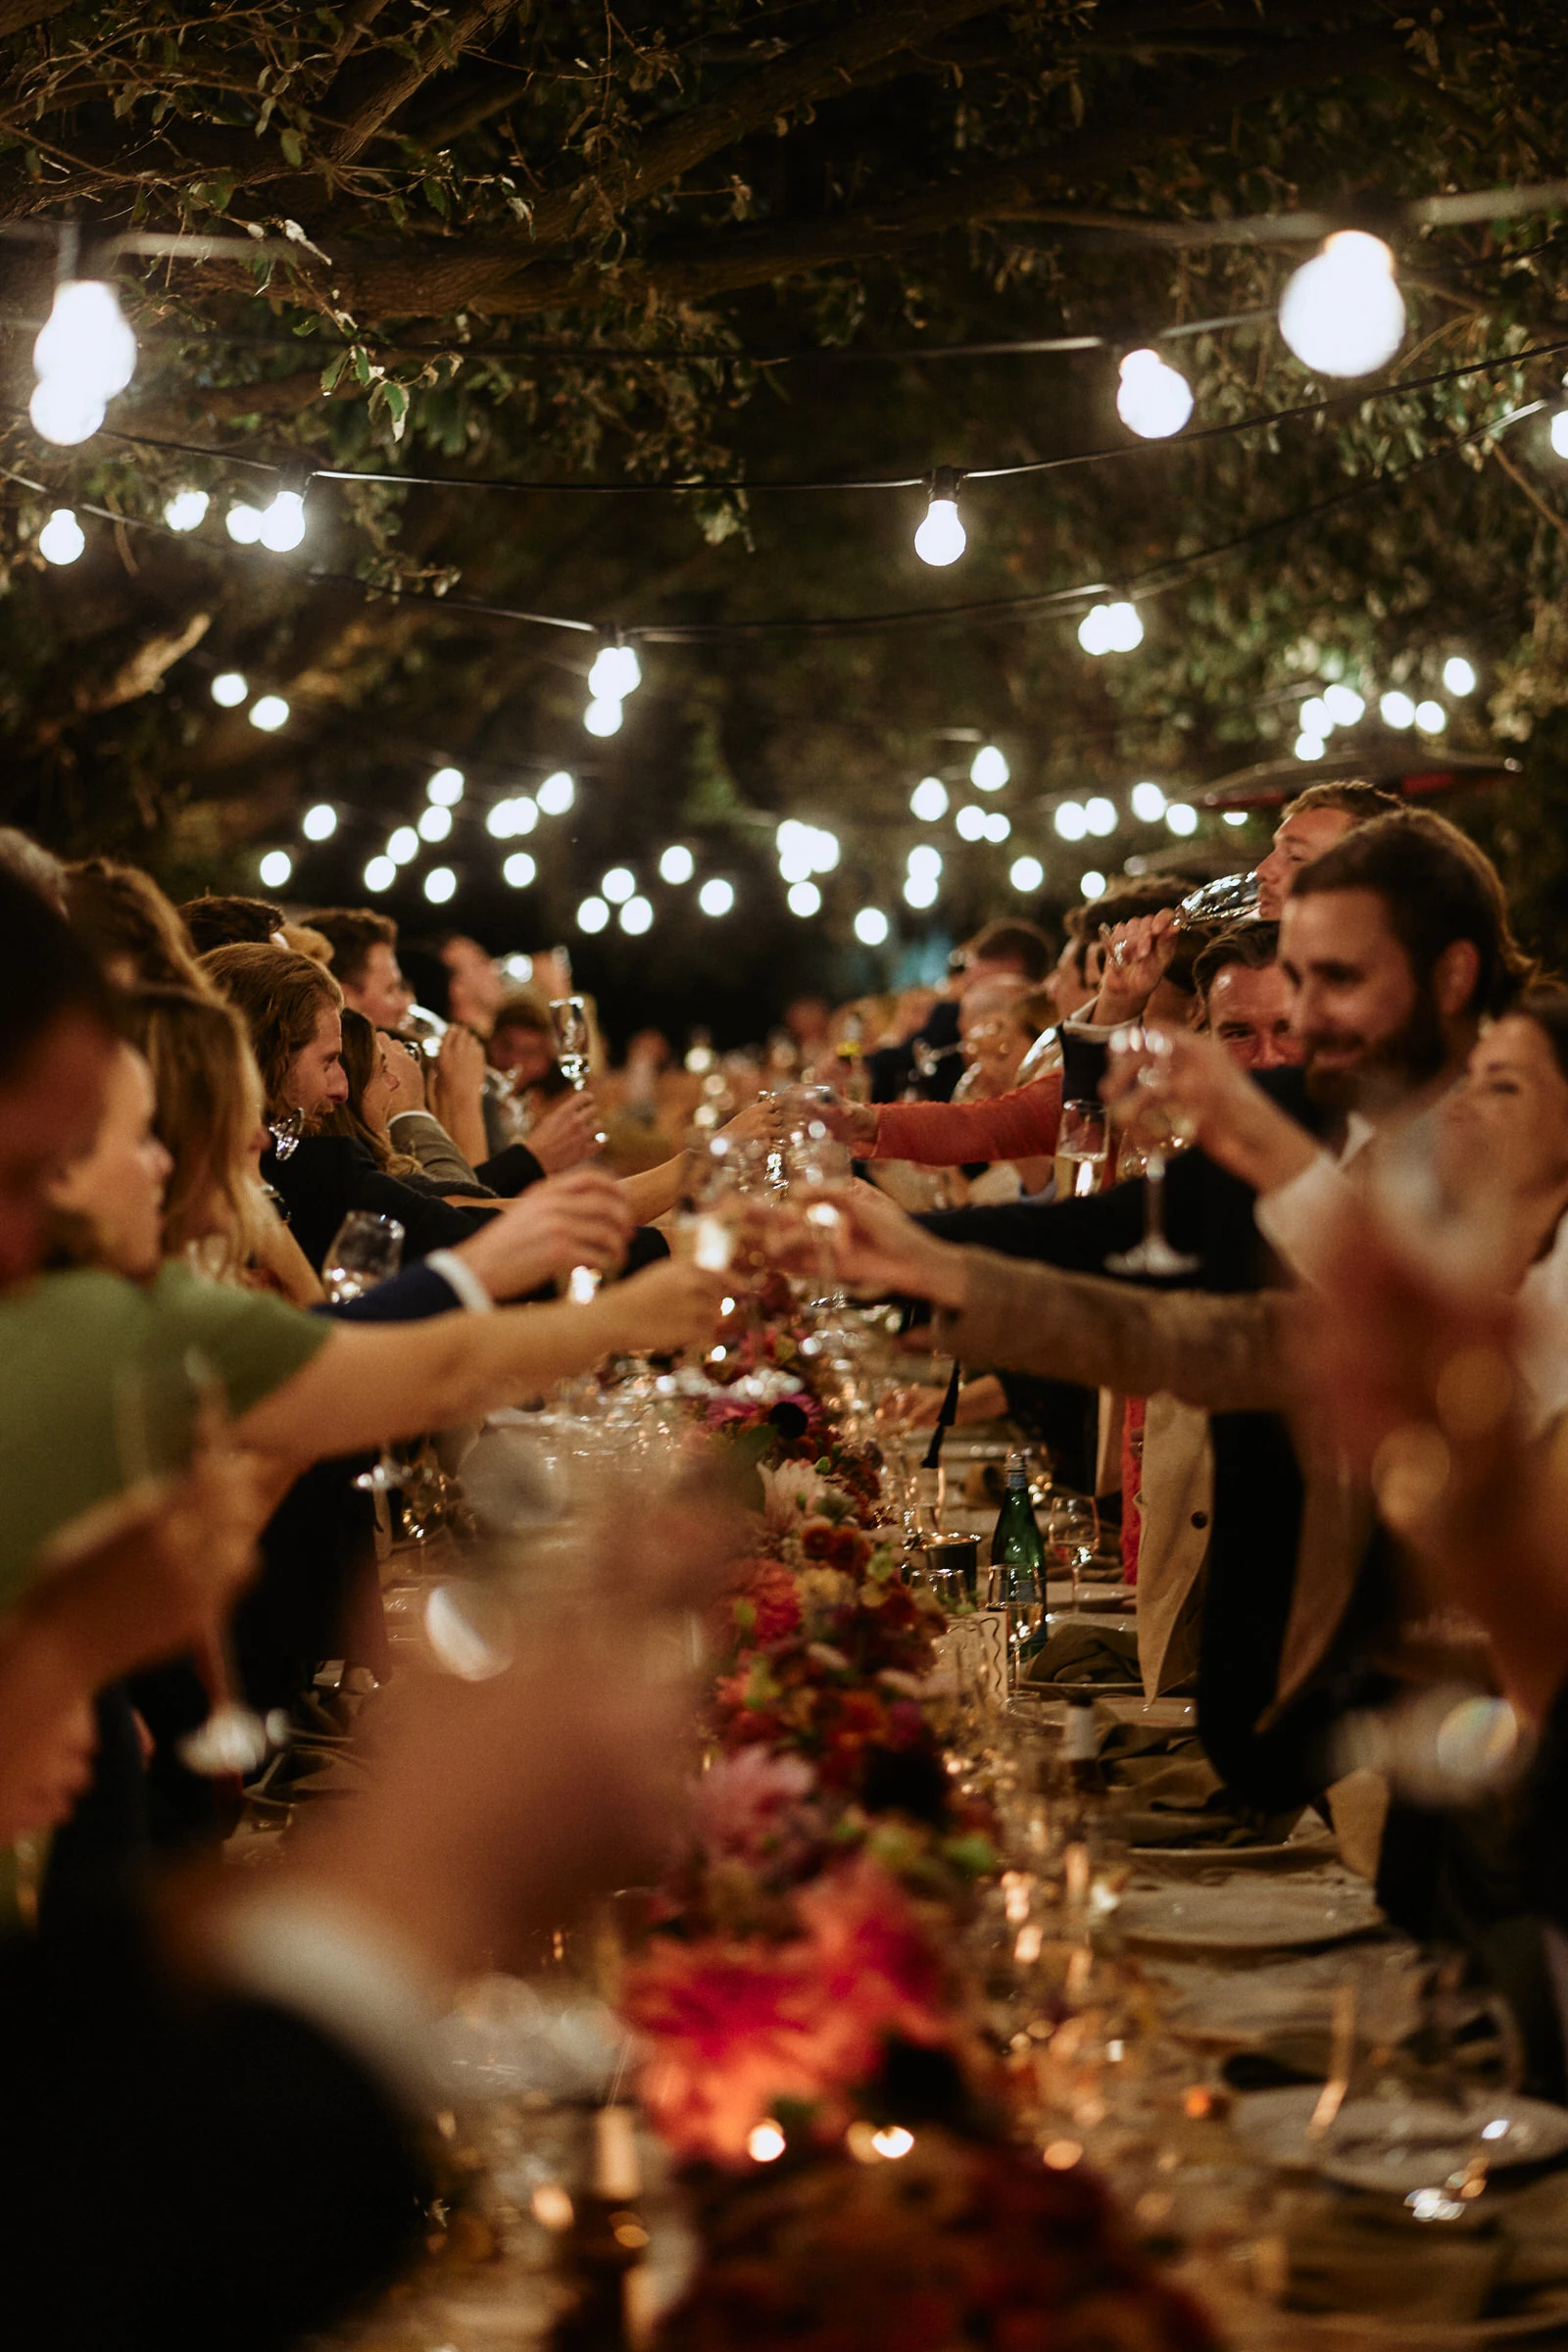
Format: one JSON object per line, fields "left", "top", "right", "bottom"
{"left": 1104, "top": 1028, "right": 1200, "bottom": 1278}
{"left": 1176, "top": 868, "right": 1260, "bottom": 927}
{"left": 1045, "top": 1494, "right": 1099, "bottom": 1614}
{"left": 322, "top": 1213, "right": 409, "bottom": 1499}
{"left": 548, "top": 995, "right": 591, "bottom": 1087}
{"left": 1057, "top": 1100, "right": 1109, "bottom": 1198}
{"left": 267, "top": 1105, "right": 305, "bottom": 1161}
{"left": 114, "top": 1347, "right": 275, "bottom": 1778}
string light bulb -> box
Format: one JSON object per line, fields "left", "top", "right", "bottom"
{"left": 584, "top": 696, "right": 622, "bottom": 737}
{"left": 910, "top": 776, "right": 948, "bottom": 820}
{"left": 1323, "top": 683, "right": 1365, "bottom": 725}
{"left": 1080, "top": 870, "right": 1106, "bottom": 900}
{"left": 1115, "top": 347, "right": 1194, "bottom": 439}
{"left": 907, "top": 845, "right": 942, "bottom": 882}
{"left": 387, "top": 826, "right": 418, "bottom": 863}
{"left": 423, "top": 866, "right": 457, "bottom": 905}
{"left": 29, "top": 278, "right": 135, "bottom": 444}
{"left": 1130, "top": 781, "right": 1166, "bottom": 823}
{"left": 29, "top": 377, "right": 104, "bottom": 446}
{"left": 417, "top": 805, "right": 452, "bottom": 843}
{"left": 904, "top": 873, "right": 938, "bottom": 908}
{"left": 248, "top": 694, "right": 289, "bottom": 732}
{"left": 1278, "top": 231, "right": 1405, "bottom": 377}
{"left": 259, "top": 850, "right": 292, "bottom": 888}
{"left": 913, "top": 466, "right": 966, "bottom": 566}
{"left": 1084, "top": 796, "right": 1118, "bottom": 837}
{"left": 1551, "top": 409, "right": 1568, "bottom": 461}
{"left": 503, "top": 852, "right": 536, "bottom": 887}
{"left": 1380, "top": 689, "right": 1416, "bottom": 729}
{"left": 211, "top": 670, "right": 248, "bottom": 708}
{"left": 259, "top": 487, "right": 307, "bottom": 553}
{"left": 955, "top": 805, "right": 986, "bottom": 841}
{"left": 1443, "top": 656, "right": 1477, "bottom": 697}
{"left": 699, "top": 878, "right": 735, "bottom": 916}
{"left": 164, "top": 489, "right": 209, "bottom": 533}
{"left": 620, "top": 895, "right": 654, "bottom": 934}
{"left": 364, "top": 856, "right": 396, "bottom": 893}
{"left": 982, "top": 810, "right": 1010, "bottom": 842}
{"left": 588, "top": 640, "right": 641, "bottom": 700}
{"left": 602, "top": 866, "right": 635, "bottom": 904}
{"left": 225, "top": 504, "right": 264, "bottom": 545}
{"left": 660, "top": 845, "right": 695, "bottom": 883}
{"left": 970, "top": 744, "right": 1008, "bottom": 791}
{"left": 1078, "top": 600, "right": 1144, "bottom": 656}
{"left": 1010, "top": 856, "right": 1044, "bottom": 891}
{"left": 537, "top": 771, "right": 575, "bottom": 814}
{"left": 1294, "top": 730, "right": 1325, "bottom": 761}
{"left": 854, "top": 906, "right": 890, "bottom": 945}
{"left": 787, "top": 880, "right": 820, "bottom": 916}
{"left": 38, "top": 507, "right": 85, "bottom": 564}
{"left": 1165, "top": 802, "right": 1199, "bottom": 837}
{"left": 1053, "top": 801, "right": 1088, "bottom": 842}
{"left": 577, "top": 896, "right": 610, "bottom": 933}
{"left": 427, "top": 765, "right": 465, "bottom": 806}
{"left": 301, "top": 804, "right": 336, "bottom": 841}
{"left": 1415, "top": 699, "right": 1446, "bottom": 732}
{"left": 1300, "top": 697, "right": 1333, "bottom": 736}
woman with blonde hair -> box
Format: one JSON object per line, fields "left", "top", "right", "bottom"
{"left": 63, "top": 859, "right": 213, "bottom": 996}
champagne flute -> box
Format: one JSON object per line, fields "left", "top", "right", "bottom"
{"left": 114, "top": 1347, "right": 276, "bottom": 1779}
{"left": 321, "top": 1212, "right": 410, "bottom": 1498}
{"left": 549, "top": 996, "right": 606, "bottom": 1292}
{"left": 1056, "top": 1100, "right": 1108, "bottom": 1198}
{"left": 1104, "top": 1028, "right": 1200, "bottom": 1278}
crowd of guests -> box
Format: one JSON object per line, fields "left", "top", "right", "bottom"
{"left": 8, "top": 776, "right": 1568, "bottom": 2334}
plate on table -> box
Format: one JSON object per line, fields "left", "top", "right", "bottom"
{"left": 1231, "top": 2084, "right": 1568, "bottom": 2192}
{"left": 1116, "top": 1878, "right": 1386, "bottom": 1950}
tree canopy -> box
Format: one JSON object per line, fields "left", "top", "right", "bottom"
{"left": 4, "top": 0, "right": 1568, "bottom": 1035}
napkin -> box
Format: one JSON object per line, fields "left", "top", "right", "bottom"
{"left": 1271, "top": 2185, "right": 1504, "bottom": 2322}
{"left": 1025, "top": 1621, "right": 1142, "bottom": 1688}
{"left": 1097, "top": 1720, "right": 1303, "bottom": 1849}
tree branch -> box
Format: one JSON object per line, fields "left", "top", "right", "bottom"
{"left": 0, "top": 0, "right": 75, "bottom": 38}
{"left": 322, "top": 0, "right": 515, "bottom": 164}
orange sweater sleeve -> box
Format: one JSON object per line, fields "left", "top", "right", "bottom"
{"left": 871, "top": 1070, "right": 1063, "bottom": 1166}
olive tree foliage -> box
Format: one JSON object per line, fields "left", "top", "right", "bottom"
{"left": 2, "top": 0, "right": 1568, "bottom": 987}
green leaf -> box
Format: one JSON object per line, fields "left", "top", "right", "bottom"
{"left": 319, "top": 350, "right": 351, "bottom": 395}
{"left": 279, "top": 126, "right": 304, "bottom": 168}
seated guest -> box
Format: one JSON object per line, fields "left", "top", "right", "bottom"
{"left": 1254, "top": 777, "right": 1405, "bottom": 919}
{"left": 298, "top": 904, "right": 414, "bottom": 1029}
{"left": 865, "top": 916, "right": 1055, "bottom": 1103}
{"left": 1191, "top": 922, "right": 1297, "bottom": 1070}
{"left": 178, "top": 895, "right": 285, "bottom": 955}
{"left": 63, "top": 858, "right": 213, "bottom": 995}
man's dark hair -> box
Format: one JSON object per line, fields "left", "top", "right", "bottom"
{"left": 1280, "top": 779, "right": 1404, "bottom": 827}
{"left": 201, "top": 942, "right": 343, "bottom": 1117}
{"left": 0, "top": 866, "right": 112, "bottom": 1083}
{"left": 1193, "top": 919, "right": 1282, "bottom": 1002}
{"left": 180, "top": 894, "right": 284, "bottom": 954}
{"left": 966, "top": 916, "right": 1054, "bottom": 983}
{"left": 299, "top": 906, "right": 398, "bottom": 989}
{"left": 1290, "top": 812, "right": 1527, "bottom": 1019}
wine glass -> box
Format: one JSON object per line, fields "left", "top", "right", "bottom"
{"left": 1176, "top": 868, "right": 1260, "bottom": 927}
{"left": 1044, "top": 1494, "right": 1098, "bottom": 1616}
{"left": 268, "top": 1105, "right": 305, "bottom": 1162}
{"left": 114, "top": 1346, "right": 276, "bottom": 1779}
{"left": 1104, "top": 1028, "right": 1200, "bottom": 1278}
{"left": 549, "top": 995, "right": 591, "bottom": 1087}
{"left": 321, "top": 1213, "right": 409, "bottom": 1498}
{"left": 1057, "top": 1100, "right": 1108, "bottom": 1198}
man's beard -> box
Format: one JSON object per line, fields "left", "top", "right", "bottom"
{"left": 1301, "top": 985, "right": 1449, "bottom": 1115}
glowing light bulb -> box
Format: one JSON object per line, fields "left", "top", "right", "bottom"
{"left": 1085, "top": 795, "right": 1118, "bottom": 837}
{"left": 537, "top": 771, "right": 575, "bottom": 814}
{"left": 1300, "top": 697, "right": 1333, "bottom": 736}
{"left": 584, "top": 696, "right": 622, "bottom": 737}
{"left": 1294, "top": 732, "right": 1326, "bottom": 761}
{"left": 387, "top": 826, "right": 418, "bottom": 864}
{"left": 1130, "top": 780, "right": 1166, "bottom": 823}
{"left": 983, "top": 810, "right": 1010, "bottom": 842}
{"left": 914, "top": 469, "right": 966, "bottom": 566}
{"left": 1415, "top": 699, "right": 1446, "bottom": 732}
{"left": 248, "top": 694, "right": 289, "bottom": 732}
{"left": 259, "top": 488, "right": 306, "bottom": 552}
{"left": 602, "top": 866, "right": 635, "bottom": 904}
{"left": 970, "top": 744, "right": 1009, "bottom": 791}
{"left": 1443, "top": 656, "right": 1477, "bottom": 697}
{"left": 364, "top": 856, "right": 396, "bottom": 893}
{"left": 577, "top": 896, "right": 609, "bottom": 933}
{"left": 620, "top": 895, "right": 653, "bottom": 934}
{"left": 1080, "top": 870, "right": 1106, "bottom": 900}
{"left": 1552, "top": 410, "right": 1568, "bottom": 461}
{"left": 904, "top": 873, "right": 938, "bottom": 908}
{"left": 211, "top": 670, "right": 248, "bottom": 708}
{"left": 1323, "top": 683, "right": 1365, "bottom": 725}
{"left": 906, "top": 844, "right": 942, "bottom": 881}
{"left": 660, "top": 845, "right": 694, "bottom": 883}
{"left": 699, "top": 878, "right": 735, "bottom": 916}
{"left": 787, "top": 881, "right": 820, "bottom": 917}
{"left": 1010, "top": 856, "right": 1044, "bottom": 892}
{"left": 1165, "top": 802, "right": 1199, "bottom": 837}
{"left": 225, "top": 503, "right": 265, "bottom": 545}
{"left": 809, "top": 828, "right": 840, "bottom": 873}
{"left": 1380, "top": 689, "right": 1416, "bottom": 729}
{"left": 910, "top": 776, "right": 948, "bottom": 821}
{"left": 588, "top": 643, "right": 641, "bottom": 700}
{"left": 427, "top": 766, "right": 465, "bottom": 806}
{"left": 259, "top": 850, "right": 292, "bottom": 888}
{"left": 778, "top": 846, "right": 813, "bottom": 883}
{"left": 302, "top": 804, "right": 336, "bottom": 841}
{"left": 1053, "top": 801, "right": 1088, "bottom": 843}
{"left": 423, "top": 866, "right": 457, "bottom": 905}
{"left": 37, "top": 507, "right": 84, "bottom": 564}
{"left": 164, "top": 489, "right": 209, "bottom": 533}
{"left": 28, "top": 376, "right": 104, "bottom": 446}
{"left": 1224, "top": 809, "right": 1250, "bottom": 827}
{"left": 503, "top": 852, "right": 536, "bottom": 888}
{"left": 955, "top": 805, "right": 987, "bottom": 841}
{"left": 854, "top": 906, "right": 890, "bottom": 945}
{"left": 417, "top": 806, "right": 452, "bottom": 843}
{"left": 1279, "top": 231, "right": 1405, "bottom": 377}
{"left": 749, "top": 2122, "right": 786, "bottom": 2164}
{"left": 1079, "top": 600, "right": 1143, "bottom": 655}
{"left": 33, "top": 279, "right": 136, "bottom": 399}
{"left": 1115, "top": 347, "right": 1195, "bottom": 438}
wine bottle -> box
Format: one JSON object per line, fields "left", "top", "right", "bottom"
{"left": 985, "top": 1452, "right": 1047, "bottom": 1666}
{"left": 1058, "top": 1695, "right": 1108, "bottom": 1799}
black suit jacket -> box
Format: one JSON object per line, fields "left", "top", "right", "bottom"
{"left": 922, "top": 1069, "right": 1342, "bottom": 1807}
{"left": 2, "top": 1903, "right": 426, "bottom": 2350}
{"left": 263, "top": 1135, "right": 493, "bottom": 1273}
{"left": 867, "top": 999, "right": 962, "bottom": 1104}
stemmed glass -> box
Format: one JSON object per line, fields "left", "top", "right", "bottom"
{"left": 1057, "top": 1100, "right": 1109, "bottom": 1198}
{"left": 268, "top": 1105, "right": 305, "bottom": 1162}
{"left": 114, "top": 1346, "right": 276, "bottom": 1778}
{"left": 1044, "top": 1494, "right": 1098, "bottom": 1616}
{"left": 321, "top": 1212, "right": 409, "bottom": 1498}
{"left": 1104, "top": 1027, "right": 1200, "bottom": 1277}
{"left": 549, "top": 996, "right": 607, "bottom": 1294}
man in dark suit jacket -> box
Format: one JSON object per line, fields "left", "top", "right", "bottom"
{"left": 866, "top": 917, "right": 1055, "bottom": 1103}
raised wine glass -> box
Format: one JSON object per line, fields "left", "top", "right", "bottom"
{"left": 1104, "top": 1029, "right": 1200, "bottom": 1278}
{"left": 548, "top": 996, "right": 606, "bottom": 1291}
{"left": 268, "top": 1105, "right": 305, "bottom": 1162}
{"left": 321, "top": 1212, "right": 409, "bottom": 1497}
{"left": 1056, "top": 1100, "right": 1109, "bottom": 1199}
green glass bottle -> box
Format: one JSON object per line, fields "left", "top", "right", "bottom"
{"left": 985, "top": 1452, "right": 1047, "bottom": 1664}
